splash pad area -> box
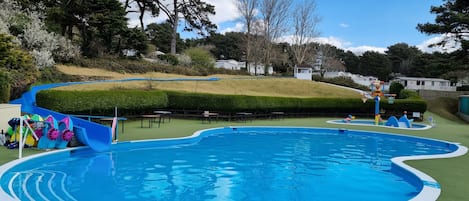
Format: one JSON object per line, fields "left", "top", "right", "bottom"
{"left": 326, "top": 119, "right": 432, "bottom": 130}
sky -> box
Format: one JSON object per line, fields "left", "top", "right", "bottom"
{"left": 127, "top": 0, "right": 450, "bottom": 55}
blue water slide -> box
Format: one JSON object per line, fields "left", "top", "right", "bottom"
{"left": 10, "top": 82, "right": 112, "bottom": 152}
{"left": 385, "top": 116, "right": 399, "bottom": 127}
{"left": 398, "top": 115, "right": 412, "bottom": 128}
{"left": 9, "top": 78, "right": 220, "bottom": 152}
{"left": 33, "top": 107, "right": 111, "bottom": 152}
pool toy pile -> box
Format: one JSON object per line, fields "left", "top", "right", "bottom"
{"left": 1, "top": 114, "right": 75, "bottom": 150}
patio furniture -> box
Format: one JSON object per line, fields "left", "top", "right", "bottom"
{"left": 154, "top": 110, "right": 172, "bottom": 123}
{"left": 202, "top": 111, "right": 219, "bottom": 124}
{"left": 139, "top": 114, "right": 161, "bottom": 128}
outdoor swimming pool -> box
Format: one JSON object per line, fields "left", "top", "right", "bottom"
{"left": 0, "top": 127, "right": 465, "bottom": 201}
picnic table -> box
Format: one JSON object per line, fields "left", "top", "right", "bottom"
{"left": 139, "top": 114, "right": 161, "bottom": 128}
{"left": 154, "top": 110, "right": 172, "bottom": 123}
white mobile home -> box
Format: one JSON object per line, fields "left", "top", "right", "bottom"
{"left": 215, "top": 59, "right": 244, "bottom": 71}
{"left": 247, "top": 63, "right": 273, "bottom": 75}
{"left": 394, "top": 77, "right": 456, "bottom": 91}
{"left": 294, "top": 65, "right": 313, "bottom": 80}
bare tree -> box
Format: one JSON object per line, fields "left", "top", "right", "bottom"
{"left": 317, "top": 44, "right": 342, "bottom": 77}
{"left": 248, "top": 20, "right": 265, "bottom": 75}
{"left": 235, "top": 0, "right": 258, "bottom": 69}
{"left": 291, "top": 0, "right": 320, "bottom": 65}
{"left": 259, "top": 0, "right": 291, "bottom": 73}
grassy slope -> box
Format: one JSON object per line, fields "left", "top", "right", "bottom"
{"left": 54, "top": 65, "right": 361, "bottom": 98}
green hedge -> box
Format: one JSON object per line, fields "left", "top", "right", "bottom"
{"left": 36, "top": 90, "right": 168, "bottom": 115}
{"left": 166, "top": 91, "right": 426, "bottom": 114}
{"left": 36, "top": 90, "right": 426, "bottom": 116}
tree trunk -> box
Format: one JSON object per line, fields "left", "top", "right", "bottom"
{"left": 170, "top": 0, "right": 178, "bottom": 55}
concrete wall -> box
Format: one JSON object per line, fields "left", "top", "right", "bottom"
{"left": 0, "top": 104, "right": 21, "bottom": 133}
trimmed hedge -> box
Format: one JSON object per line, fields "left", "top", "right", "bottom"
{"left": 36, "top": 90, "right": 168, "bottom": 115}
{"left": 166, "top": 91, "right": 427, "bottom": 115}
{"left": 36, "top": 90, "right": 427, "bottom": 116}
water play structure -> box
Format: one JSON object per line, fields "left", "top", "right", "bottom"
{"left": 355, "top": 80, "right": 423, "bottom": 129}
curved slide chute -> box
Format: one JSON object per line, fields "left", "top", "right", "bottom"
{"left": 9, "top": 78, "right": 220, "bottom": 152}
{"left": 10, "top": 82, "right": 112, "bottom": 152}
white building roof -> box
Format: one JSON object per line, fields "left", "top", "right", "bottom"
{"left": 395, "top": 77, "right": 450, "bottom": 82}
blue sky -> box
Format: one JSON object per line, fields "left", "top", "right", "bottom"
{"left": 128, "top": 0, "right": 447, "bottom": 54}
{"left": 311, "top": 0, "right": 443, "bottom": 53}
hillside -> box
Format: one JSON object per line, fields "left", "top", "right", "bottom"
{"left": 54, "top": 65, "right": 361, "bottom": 99}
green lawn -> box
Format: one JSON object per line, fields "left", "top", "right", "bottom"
{"left": 1, "top": 112, "right": 468, "bottom": 201}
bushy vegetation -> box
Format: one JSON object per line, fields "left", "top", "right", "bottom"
{"left": 399, "top": 89, "right": 420, "bottom": 99}
{"left": 0, "top": 33, "right": 38, "bottom": 100}
{"left": 457, "top": 85, "right": 469, "bottom": 91}
{"left": 38, "top": 67, "right": 84, "bottom": 84}
{"left": 166, "top": 91, "right": 426, "bottom": 115}
{"left": 389, "top": 81, "right": 405, "bottom": 97}
{"left": 36, "top": 90, "right": 168, "bottom": 116}
{"left": 0, "top": 70, "right": 11, "bottom": 103}
{"left": 36, "top": 89, "right": 427, "bottom": 117}
{"left": 0, "top": 0, "right": 80, "bottom": 68}
{"left": 157, "top": 54, "right": 179, "bottom": 66}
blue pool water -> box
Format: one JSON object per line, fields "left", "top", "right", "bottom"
{"left": 0, "top": 127, "right": 458, "bottom": 201}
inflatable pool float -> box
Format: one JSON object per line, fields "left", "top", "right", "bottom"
{"left": 37, "top": 115, "right": 59, "bottom": 149}
{"left": 56, "top": 116, "right": 74, "bottom": 149}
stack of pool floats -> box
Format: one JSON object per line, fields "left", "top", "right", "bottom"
{"left": 3, "top": 114, "right": 74, "bottom": 150}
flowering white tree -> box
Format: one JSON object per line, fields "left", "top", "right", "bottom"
{"left": 0, "top": 0, "right": 80, "bottom": 69}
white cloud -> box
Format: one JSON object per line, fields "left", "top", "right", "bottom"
{"left": 312, "top": 36, "right": 352, "bottom": 49}
{"left": 220, "top": 22, "right": 245, "bottom": 34}
{"left": 205, "top": 0, "right": 241, "bottom": 24}
{"left": 315, "top": 37, "right": 386, "bottom": 55}
{"left": 275, "top": 35, "right": 385, "bottom": 55}
{"left": 346, "top": 46, "right": 387, "bottom": 55}
{"left": 339, "top": 23, "right": 349, "bottom": 28}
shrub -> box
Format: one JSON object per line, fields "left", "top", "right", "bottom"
{"left": 0, "top": 33, "right": 38, "bottom": 99}
{"left": 184, "top": 47, "right": 215, "bottom": 69}
{"left": 37, "top": 90, "right": 168, "bottom": 116}
{"left": 157, "top": 54, "right": 178, "bottom": 66}
{"left": 389, "top": 81, "right": 404, "bottom": 98}
{"left": 35, "top": 89, "right": 427, "bottom": 117}
{"left": 166, "top": 91, "right": 427, "bottom": 114}
{"left": 457, "top": 85, "right": 469, "bottom": 91}
{"left": 399, "top": 89, "right": 419, "bottom": 99}
{"left": 0, "top": 70, "right": 11, "bottom": 103}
